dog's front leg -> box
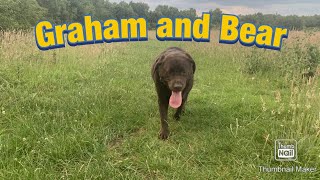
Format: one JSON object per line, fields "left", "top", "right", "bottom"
{"left": 158, "top": 96, "right": 169, "bottom": 140}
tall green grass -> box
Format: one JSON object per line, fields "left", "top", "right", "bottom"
{"left": 0, "top": 30, "right": 319, "bottom": 179}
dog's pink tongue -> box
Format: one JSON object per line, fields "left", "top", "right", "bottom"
{"left": 169, "top": 91, "right": 182, "bottom": 109}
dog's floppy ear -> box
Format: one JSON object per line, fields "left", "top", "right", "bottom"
{"left": 185, "top": 53, "right": 196, "bottom": 74}
{"left": 152, "top": 55, "right": 164, "bottom": 80}
{"left": 190, "top": 59, "right": 196, "bottom": 74}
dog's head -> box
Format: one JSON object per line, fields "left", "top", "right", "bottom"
{"left": 153, "top": 50, "right": 195, "bottom": 92}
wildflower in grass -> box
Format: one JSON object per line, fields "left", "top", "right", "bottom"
{"left": 260, "top": 96, "right": 267, "bottom": 112}
{"left": 306, "top": 104, "right": 311, "bottom": 109}
{"left": 275, "top": 91, "right": 281, "bottom": 103}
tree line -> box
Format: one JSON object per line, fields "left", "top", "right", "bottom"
{"left": 0, "top": 0, "right": 319, "bottom": 30}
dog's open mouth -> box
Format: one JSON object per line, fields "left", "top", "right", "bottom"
{"left": 169, "top": 91, "right": 182, "bottom": 108}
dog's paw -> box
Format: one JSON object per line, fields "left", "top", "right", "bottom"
{"left": 159, "top": 129, "right": 170, "bottom": 140}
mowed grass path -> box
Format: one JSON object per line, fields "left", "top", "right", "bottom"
{"left": 0, "top": 31, "right": 319, "bottom": 179}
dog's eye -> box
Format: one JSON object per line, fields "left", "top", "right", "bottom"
{"left": 164, "top": 77, "right": 171, "bottom": 81}
{"left": 160, "top": 76, "right": 169, "bottom": 82}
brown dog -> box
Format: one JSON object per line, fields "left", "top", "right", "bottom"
{"left": 151, "top": 47, "right": 196, "bottom": 139}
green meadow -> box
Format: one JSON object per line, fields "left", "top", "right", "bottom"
{"left": 0, "top": 31, "right": 319, "bottom": 179}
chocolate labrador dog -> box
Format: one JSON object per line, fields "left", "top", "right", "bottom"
{"left": 152, "top": 47, "right": 196, "bottom": 140}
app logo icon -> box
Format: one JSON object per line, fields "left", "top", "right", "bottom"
{"left": 275, "top": 139, "right": 297, "bottom": 161}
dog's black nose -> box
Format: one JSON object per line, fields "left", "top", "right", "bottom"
{"left": 173, "top": 82, "right": 183, "bottom": 91}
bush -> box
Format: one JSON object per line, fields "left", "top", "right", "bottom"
{"left": 279, "top": 43, "right": 320, "bottom": 80}
{"left": 242, "top": 42, "right": 320, "bottom": 82}
{"left": 242, "top": 48, "right": 275, "bottom": 75}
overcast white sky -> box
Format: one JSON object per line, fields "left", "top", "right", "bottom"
{"left": 110, "top": 0, "right": 320, "bottom": 16}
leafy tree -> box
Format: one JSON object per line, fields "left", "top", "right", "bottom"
{"left": 129, "top": 1, "right": 149, "bottom": 18}
{"left": 179, "top": 8, "right": 197, "bottom": 21}
{"left": 148, "top": 11, "right": 162, "bottom": 29}
{"left": 112, "top": 1, "right": 136, "bottom": 20}
{"left": 92, "top": 0, "right": 114, "bottom": 20}
{"left": 209, "top": 8, "right": 222, "bottom": 26}
{"left": 0, "top": 0, "right": 45, "bottom": 30}
{"left": 36, "top": 0, "right": 71, "bottom": 23}
{"left": 155, "top": 5, "right": 179, "bottom": 19}
{"left": 303, "top": 15, "right": 320, "bottom": 28}
{"left": 1, "top": 1, "right": 320, "bottom": 30}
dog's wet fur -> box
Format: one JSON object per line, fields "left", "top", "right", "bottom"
{"left": 152, "top": 47, "right": 196, "bottom": 140}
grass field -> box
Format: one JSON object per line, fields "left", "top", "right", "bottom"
{"left": 0, "top": 30, "right": 320, "bottom": 179}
